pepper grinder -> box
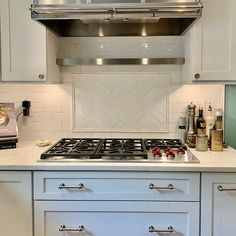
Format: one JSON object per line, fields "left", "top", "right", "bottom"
{"left": 186, "top": 102, "right": 196, "bottom": 148}
{"left": 178, "top": 117, "right": 186, "bottom": 142}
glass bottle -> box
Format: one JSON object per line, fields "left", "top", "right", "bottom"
{"left": 196, "top": 107, "right": 206, "bottom": 135}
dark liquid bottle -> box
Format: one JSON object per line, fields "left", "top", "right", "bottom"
{"left": 196, "top": 108, "right": 206, "bottom": 135}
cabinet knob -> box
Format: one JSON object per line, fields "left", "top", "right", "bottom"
{"left": 38, "top": 74, "right": 44, "bottom": 80}
{"left": 194, "top": 73, "right": 200, "bottom": 79}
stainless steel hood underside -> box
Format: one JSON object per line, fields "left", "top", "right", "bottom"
{"left": 31, "top": 0, "right": 203, "bottom": 37}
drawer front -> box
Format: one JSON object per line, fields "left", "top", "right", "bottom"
{"left": 34, "top": 172, "right": 200, "bottom": 201}
{"left": 35, "top": 201, "right": 199, "bottom": 236}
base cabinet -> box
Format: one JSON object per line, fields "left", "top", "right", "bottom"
{"left": 35, "top": 201, "right": 199, "bottom": 236}
{"left": 201, "top": 173, "right": 236, "bottom": 236}
{"left": 0, "top": 171, "right": 32, "bottom": 236}
{"left": 34, "top": 171, "right": 200, "bottom": 236}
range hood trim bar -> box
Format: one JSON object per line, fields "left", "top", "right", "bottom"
{"left": 31, "top": 5, "right": 202, "bottom": 14}
{"left": 30, "top": 0, "right": 203, "bottom": 37}
{"left": 57, "top": 58, "right": 185, "bottom": 66}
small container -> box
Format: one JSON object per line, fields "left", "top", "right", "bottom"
{"left": 210, "top": 129, "right": 223, "bottom": 151}
{"left": 196, "top": 134, "right": 208, "bottom": 151}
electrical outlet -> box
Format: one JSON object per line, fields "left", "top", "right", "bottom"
{"left": 22, "top": 100, "right": 31, "bottom": 116}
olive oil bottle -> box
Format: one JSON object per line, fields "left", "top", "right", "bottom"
{"left": 196, "top": 107, "right": 206, "bottom": 135}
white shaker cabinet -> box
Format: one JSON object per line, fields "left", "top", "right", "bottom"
{"left": 0, "top": 171, "right": 32, "bottom": 236}
{"left": 34, "top": 171, "right": 200, "bottom": 236}
{"left": 0, "top": 0, "right": 60, "bottom": 82}
{"left": 189, "top": 0, "right": 236, "bottom": 81}
{"left": 35, "top": 201, "right": 199, "bottom": 236}
{"left": 201, "top": 173, "right": 236, "bottom": 236}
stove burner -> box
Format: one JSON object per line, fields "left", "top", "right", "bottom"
{"left": 95, "top": 139, "right": 148, "bottom": 159}
{"left": 40, "top": 138, "right": 102, "bottom": 159}
{"left": 145, "top": 139, "right": 186, "bottom": 150}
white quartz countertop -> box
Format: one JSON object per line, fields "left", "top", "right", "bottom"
{"left": 0, "top": 141, "right": 236, "bottom": 172}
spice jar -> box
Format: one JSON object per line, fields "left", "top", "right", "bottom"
{"left": 196, "top": 134, "right": 208, "bottom": 151}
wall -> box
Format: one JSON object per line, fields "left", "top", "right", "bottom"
{"left": 0, "top": 73, "right": 224, "bottom": 141}
{"left": 0, "top": 36, "right": 224, "bottom": 141}
{"left": 225, "top": 85, "right": 236, "bottom": 149}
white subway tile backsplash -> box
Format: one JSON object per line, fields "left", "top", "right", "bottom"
{"left": 41, "top": 121, "right": 63, "bottom": 132}
{"left": 42, "top": 103, "right": 62, "bottom": 113}
{"left": 0, "top": 68, "right": 224, "bottom": 141}
{"left": 62, "top": 122, "right": 72, "bottom": 132}
{"left": 29, "top": 113, "right": 52, "bottom": 122}
{"left": 31, "top": 103, "right": 43, "bottom": 113}
{"left": 21, "top": 122, "right": 43, "bottom": 132}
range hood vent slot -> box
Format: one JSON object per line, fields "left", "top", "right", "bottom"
{"left": 57, "top": 58, "right": 185, "bottom": 65}
{"left": 30, "top": 0, "right": 203, "bottom": 37}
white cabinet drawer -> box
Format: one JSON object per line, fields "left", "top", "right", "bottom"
{"left": 34, "top": 172, "right": 200, "bottom": 201}
{"left": 35, "top": 201, "right": 199, "bottom": 236}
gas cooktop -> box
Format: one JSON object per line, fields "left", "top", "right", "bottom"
{"left": 40, "top": 138, "right": 199, "bottom": 163}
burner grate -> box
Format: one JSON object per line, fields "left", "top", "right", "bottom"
{"left": 145, "top": 139, "right": 186, "bottom": 150}
{"left": 40, "top": 138, "right": 102, "bottom": 159}
{"left": 95, "top": 139, "right": 148, "bottom": 160}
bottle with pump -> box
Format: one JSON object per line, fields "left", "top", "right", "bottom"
{"left": 205, "top": 103, "right": 215, "bottom": 138}
{"left": 196, "top": 106, "right": 206, "bottom": 135}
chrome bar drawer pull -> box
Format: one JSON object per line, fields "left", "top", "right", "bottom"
{"left": 149, "top": 183, "right": 174, "bottom": 190}
{"left": 58, "top": 183, "right": 84, "bottom": 190}
{"left": 59, "top": 225, "right": 84, "bottom": 232}
{"left": 217, "top": 185, "right": 236, "bottom": 192}
{"left": 149, "top": 225, "right": 174, "bottom": 233}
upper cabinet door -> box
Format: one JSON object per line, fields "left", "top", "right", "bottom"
{"left": 191, "top": 0, "right": 236, "bottom": 81}
{"left": 0, "top": 0, "right": 46, "bottom": 81}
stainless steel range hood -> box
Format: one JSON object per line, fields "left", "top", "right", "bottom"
{"left": 30, "top": 0, "right": 203, "bottom": 37}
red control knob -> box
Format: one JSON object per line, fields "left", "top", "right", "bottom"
{"left": 165, "top": 147, "right": 172, "bottom": 153}
{"left": 152, "top": 147, "right": 162, "bottom": 157}
{"left": 177, "top": 147, "right": 185, "bottom": 154}
{"left": 166, "top": 149, "right": 175, "bottom": 158}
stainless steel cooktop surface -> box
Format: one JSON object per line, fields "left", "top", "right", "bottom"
{"left": 39, "top": 138, "right": 199, "bottom": 163}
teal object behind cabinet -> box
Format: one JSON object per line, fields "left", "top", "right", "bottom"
{"left": 225, "top": 85, "right": 236, "bottom": 149}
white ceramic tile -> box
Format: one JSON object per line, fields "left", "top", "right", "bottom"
{"left": 0, "top": 69, "right": 225, "bottom": 140}
{"left": 41, "top": 121, "right": 62, "bottom": 132}
{"left": 41, "top": 103, "right": 62, "bottom": 113}
{"left": 73, "top": 73, "right": 170, "bottom": 132}
{"left": 29, "top": 113, "right": 52, "bottom": 122}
